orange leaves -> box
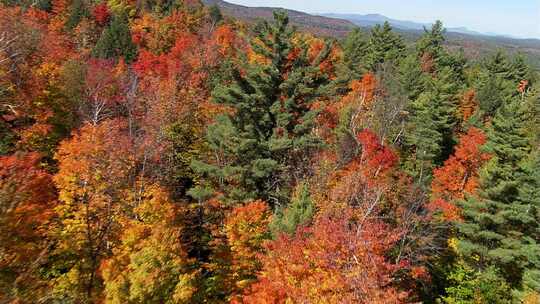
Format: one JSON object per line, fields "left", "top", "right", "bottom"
{"left": 330, "top": 129, "right": 397, "bottom": 204}
{"left": 459, "top": 89, "right": 478, "bottom": 121}
{"left": 133, "top": 49, "right": 170, "bottom": 78}
{"left": 357, "top": 129, "right": 398, "bottom": 176}
{"left": 317, "top": 73, "right": 378, "bottom": 137}
{"left": 0, "top": 153, "right": 56, "bottom": 240}
{"left": 212, "top": 24, "right": 237, "bottom": 57}
{"left": 307, "top": 38, "right": 339, "bottom": 76}
{"left": 243, "top": 212, "right": 406, "bottom": 303}
{"left": 420, "top": 52, "right": 435, "bottom": 74}
{"left": 429, "top": 127, "right": 491, "bottom": 221}
{"left": 54, "top": 119, "right": 134, "bottom": 201}
{"left": 133, "top": 32, "right": 200, "bottom": 81}
{"left": 347, "top": 72, "right": 378, "bottom": 107}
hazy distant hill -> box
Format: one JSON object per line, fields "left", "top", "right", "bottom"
{"left": 203, "top": 0, "right": 540, "bottom": 69}
{"left": 322, "top": 13, "right": 496, "bottom": 37}
{"left": 201, "top": 0, "right": 356, "bottom": 37}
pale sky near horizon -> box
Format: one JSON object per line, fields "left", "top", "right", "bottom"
{"left": 226, "top": 0, "right": 540, "bottom": 39}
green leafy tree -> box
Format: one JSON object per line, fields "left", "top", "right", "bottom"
{"left": 442, "top": 263, "right": 512, "bottom": 304}
{"left": 192, "top": 11, "right": 333, "bottom": 205}
{"left": 417, "top": 20, "right": 445, "bottom": 63}
{"left": 340, "top": 28, "right": 368, "bottom": 81}
{"left": 270, "top": 182, "right": 315, "bottom": 236}
{"left": 477, "top": 51, "right": 530, "bottom": 119}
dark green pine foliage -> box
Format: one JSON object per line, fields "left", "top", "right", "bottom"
{"left": 518, "top": 151, "right": 540, "bottom": 293}
{"left": 457, "top": 96, "right": 540, "bottom": 293}
{"left": 366, "top": 21, "right": 405, "bottom": 71}
{"left": 270, "top": 182, "right": 315, "bottom": 236}
{"left": 337, "top": 28, "right": 368, "bottom": 83}
{"left": 65, "top": 0, "right": 89, "bottom": 29}
{"left": 477, "top": 51, "right": 529, "bottom": 118}
{"left": 416, "top": 20, "right": 445, "bottom": 62}
{"left": 92, "top": 13, "right": 138, "bottom": 63}
{"left": 404, "top": 22, "right": 465, "bottom": 185}
{"left": 399, "top": 53, "right": 424, "bottom": 101}
{"left": 405, "top": 66, "right": 460, "bottom": 184}
{"left": 332, "top": 28, "right": 368, "bottom": 94}
{"left": 191, "top": 11, "right": 333, "bottom": 205}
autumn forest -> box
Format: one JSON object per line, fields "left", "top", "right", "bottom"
{"left": 0, "top": 0, "right": 539, "bottom": 303}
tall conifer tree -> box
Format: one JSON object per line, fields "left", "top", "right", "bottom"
{"left": 458, "top": 96, "right": 540, "bottom": 293}
{"left": 192, "top": 11, "right": 333, "bottom": 205}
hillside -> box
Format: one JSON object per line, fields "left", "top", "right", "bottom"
{"left": 201, "top": 0, "right": 356, "bottom": 37}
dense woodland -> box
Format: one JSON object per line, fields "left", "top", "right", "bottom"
{"left": 0, "top": 0, "right": 539, "bottom": 303}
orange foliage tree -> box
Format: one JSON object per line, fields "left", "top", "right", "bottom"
{"left": 242, "top": 211, "right": 407, "bottom": 303}
{"left": 429, "top": 127, "right": 491, "bottom": 221}
{"left": 51, "top": 120, "right": 134, "bottom": 301}
{"left": 0, "top": 153, "right": 56, "bottom": 301}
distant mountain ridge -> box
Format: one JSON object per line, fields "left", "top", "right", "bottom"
{"left": 321, "top": 13, "right": 517, "bottom": 39}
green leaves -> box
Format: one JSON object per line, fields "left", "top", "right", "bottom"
{"left": 191, "top": 12, "right": 333, "bottom": 205}
{"left": 93, "top": 13, "right": 138, "bottom": 63}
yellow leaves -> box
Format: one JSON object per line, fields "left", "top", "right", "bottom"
{"left": 172, "top": 273, "right": 198, "bottom": 303}
{"left": 448, "top": 237, "right": 459, "bottom": 253}
{"left": 101, "top": 185, "right": 197, "bottom": 304}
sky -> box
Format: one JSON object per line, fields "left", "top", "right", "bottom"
{"left": 226, "top": 0, "right": 540, "bottom": 39}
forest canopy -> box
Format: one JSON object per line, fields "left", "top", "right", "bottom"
{"left": 0, "top": 0, "right": 539, "bottom": 303}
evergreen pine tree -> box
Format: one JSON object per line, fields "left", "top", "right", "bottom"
{"left": 417, "top": 20, "right": 445, "bottom": 62}
{"left": 477, "top": 51, "right": 526, "bottom": 119}
{"left": 191, "top": 11, "right": 333, "bottom": 205}
{"left": 457, "top": 96, "right": 540, "bottom": 293}
{"left": 341, "top": 28, "right": 368, "bottom": 79}
{"left": 399, "top": 53, "right": 425, "bottom": 101}
{"left": 365, "top": 21, "right": 405, "bottom": 71}
{"left": 92, "top": 13, "right": 137, "bottom": 63}
{"left": 405, "top": 66, "right": 460, "bottom": 184}
{"left": 333, "top": 28, "right": 368, "bottom": 94}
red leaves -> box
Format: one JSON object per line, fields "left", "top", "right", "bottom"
{"left": 133, "top": 49, "right": 170, "bottom": 78}
{"left": 93, "top": 3, "right": 110, "bottom": 26}
{"left": 429, "top": 127, "right": 491, "bottom": 221}
{"left": 0, "top": 153, "right": 56, "bottom": 234}
{"left": 133, "top": 33, "right": 199, "bottom": 79}
{"left": 357, "top": 129, "right": 398, "bottom": 176}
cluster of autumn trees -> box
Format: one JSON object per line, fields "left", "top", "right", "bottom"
{"left": 1, "top": 0, "right": 539, "bottom": 302}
